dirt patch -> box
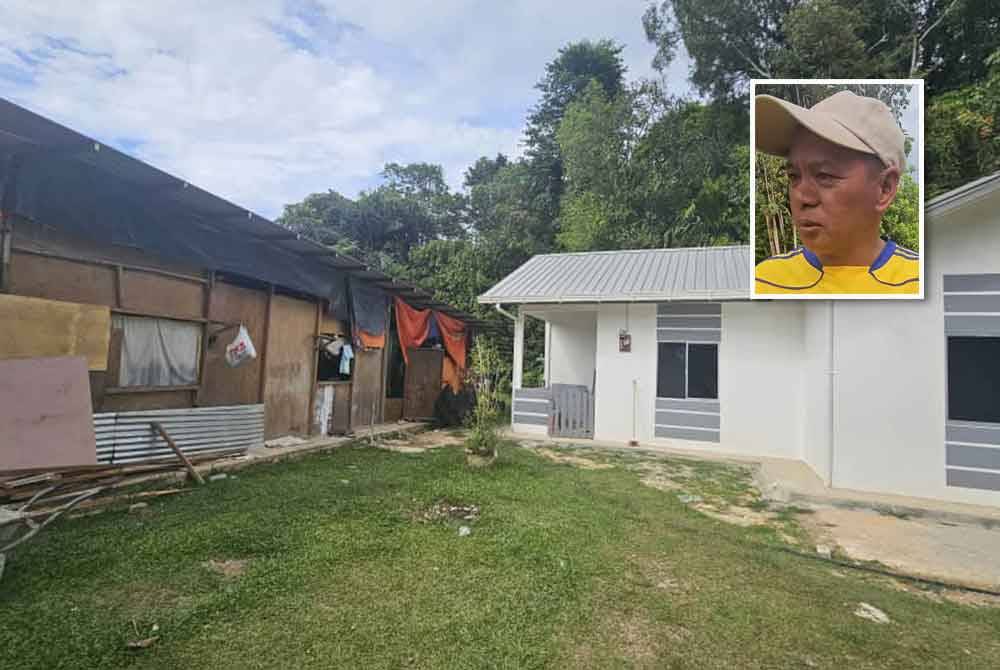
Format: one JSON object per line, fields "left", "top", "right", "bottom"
{"left": 535, "top": 448, "right": 614, "bottom": 470}
{"left": 632, "top": 555, "right": 682, "bottom": 592}
{"left": 379, "top": 429, "right": 467, "bottom": 453}
{"left": 204, "top": 559, "right": 249, "bottom": 578}
{"left": 412, "top": 500, "right": 480, "bottom": 523}
{"left": 692, "top": 503, "right": 777, "bottom": 527}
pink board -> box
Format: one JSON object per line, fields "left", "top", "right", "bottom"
{"left": 0, "top": 356, "right": 97, "bottom": 470}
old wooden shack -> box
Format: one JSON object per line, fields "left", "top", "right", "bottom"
{"left": 0, "top": 100, "right": 482, "bottom": 464}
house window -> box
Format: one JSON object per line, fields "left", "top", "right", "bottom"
{"left": 112, "top": 314, "right": 202, "bottom": 387}
{"left": 656, "top": 342, "right": 718, "bottom": 399}
{"left": 947, "top": 336, "right": 1000, "bottom": 423}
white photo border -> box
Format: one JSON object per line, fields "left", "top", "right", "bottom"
{"left": 749, "top": 78, "right": 925, "bottom": 300}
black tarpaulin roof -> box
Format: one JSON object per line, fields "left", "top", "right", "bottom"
{"left": 0, "top": 98, "right": 490, "bottom": 329}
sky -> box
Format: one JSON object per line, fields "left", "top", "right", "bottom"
{"left": 0, "top": 1, "right": 693, "bottom": 219}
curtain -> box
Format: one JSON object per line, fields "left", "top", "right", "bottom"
{"left": 433, "top": 311, "right": 467, "bottom": 392}
{"left": 113, "top": 314, "right": 201, "bottom": 387}
{"left": 394, "top": 297, "right": 432, "bottom": 366}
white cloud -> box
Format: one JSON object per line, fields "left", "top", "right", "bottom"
{"left": 0, "top": 1, "right": 689, "bottom": 217}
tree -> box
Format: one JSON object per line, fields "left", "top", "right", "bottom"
{"left": 642, "top": 0, "right": 994, "bottom": 98}
{"left": 464, "top": 154, "right": 510, "bottom": 189}
{"left": 523, "top": 40, "right": 628, "bottom": 223}
{"left": 925, "top": 50, "right": 1000, "bottom": 197}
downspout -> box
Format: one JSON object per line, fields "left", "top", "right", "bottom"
{"left": 494, "top": 303, "right": 516, "bottom": 321}
{"left": 826, "top": 301, "right": 836, "bottom": 487}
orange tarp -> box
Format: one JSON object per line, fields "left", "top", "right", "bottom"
{"left": 393, "top": 297, "right": 432, "bottom": 365}
{"left": 355, "top": 329, "right": 385, "bottom": 350}
{"left": 434, "top": 311, "right": 467, "bottom": 392}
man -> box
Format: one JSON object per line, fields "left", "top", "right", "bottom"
{"left": 754, "top": 90, "right": 918, "bottom": 294}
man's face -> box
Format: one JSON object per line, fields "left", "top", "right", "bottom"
{"left": 785, "top": 127, "right": 891, "bottom": 261}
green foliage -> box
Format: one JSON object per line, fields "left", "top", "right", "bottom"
{"left": 465, "top": 336, "right": 504, "bottom": 457}
{"left": 925, "top": 50, "right": 1000, "bottom": 198}
{"left": 523, "top": 39, "right": 628, "bottom": 223}
{"left": 644, "top": 0, "right": 1000, "bottom": 98}
{"left": 882, "top": 172, "right": 920, "bottom": 251}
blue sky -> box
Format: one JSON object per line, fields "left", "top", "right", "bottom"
{"left": 0, "top": 1, "right": 694, "bottom": 219}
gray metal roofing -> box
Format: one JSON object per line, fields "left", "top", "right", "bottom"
{"left": 926, "top": 170, "right": 1000, "bottom": 219}
{"left": 479, "top": 245, "right": 752, "bottom": 304}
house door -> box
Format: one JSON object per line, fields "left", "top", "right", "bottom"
{"left": 549, "top": 383, "right": 594, "bottom": 438}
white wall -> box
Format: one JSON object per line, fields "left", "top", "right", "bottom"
{"left": 828, "top": 198, "right": 1000, "bottom": 507}
{"left": 800, "top": 302, "right": 833, "bottom": 483}
{"left": 548, "top": 313, "right": 597, "bottom": 388}
{"left": 718, "top": 302, "right": 806, "bottom": 460}
{"left": 594, "top": 303, "right": 657, "bottom": 443}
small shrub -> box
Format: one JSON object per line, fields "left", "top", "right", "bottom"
{"left": 465, "top": 336, "right": 503, "bottom": 458}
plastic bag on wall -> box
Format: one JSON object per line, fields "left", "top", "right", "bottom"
{"left": 225, "top": 324, "right": 257, "bottom": 368}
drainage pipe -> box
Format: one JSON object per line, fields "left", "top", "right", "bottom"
{"left": 826, "top": 301, "right": 836, "bottom": 487}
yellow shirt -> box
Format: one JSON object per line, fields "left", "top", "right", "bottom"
{"left": 755, "top": 241, "right": 919, "bottom": 295}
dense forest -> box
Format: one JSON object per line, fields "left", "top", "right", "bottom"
{"left": 278, "top": 0, "right": 1000, "bottom": 385}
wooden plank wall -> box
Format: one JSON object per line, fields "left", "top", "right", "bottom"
{"left": 199, "top": 281, "right": 268, "bottom": 407}
{"left": 403, "top": 349, "right": 444, "bottom": 420}
{"left": 351, "top": 348, "right": 384, "bottom": 429}
{"left": 264, "top": 294, "right": 319, "bottom": 438}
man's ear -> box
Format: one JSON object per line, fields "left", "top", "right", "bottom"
{"left": 875, "top": 166, "right": 900, "bottom": 214}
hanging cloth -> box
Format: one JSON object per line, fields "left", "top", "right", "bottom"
{"left": 393, "top": 297, "right": 432, "bottom": 366}
{"left": 433, "top": 311, "right": 467, "bottom": 391}
{"left": 339, "top": 343, "right": 354, "bottom": 375}
{"left": 349, "top": 278, "right": 388, "bottom": 349}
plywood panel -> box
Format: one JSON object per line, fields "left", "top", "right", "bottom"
{"left": 200, "top": 281, "right": 268, "bottom": 407}
{"left": 13, "top": 219, "right": 205, "bottom": 278}
{"left": 332, "top": 382, "right": 351, "bottom": 434}
{"left": 351, "top": 348, "right": 383, "bottom": 429}
{"left": 0, "top": 294, "right": 111, "bottom": 370}
{"left": 10, "top": 251, "right": 117, "bottom": 306}
{"left": 101, "top": 390, "right": 193, "bottom": 412}
{"left": 122, "top": 269, "right": 204, "bottom": 320}
{"left": 403, "top": 349, "right": 443, "bottom": 420}
{"left": 264, "top": 294, "right": 317, "bottom": 438}
{"left": 321, "top": 314, "right": 349, "bottom": 336}
{"left": 0, "top": 356, "right": 98, "bottom": 469}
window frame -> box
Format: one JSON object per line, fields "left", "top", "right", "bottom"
{"left": 110, "top": 313, "right": 204, "bottom": 391}
{"left": 946, "top": 335, "right": 1000, "bottom": 424}
{"left": 656, "top": 340, "right": 719, "bottom": 401}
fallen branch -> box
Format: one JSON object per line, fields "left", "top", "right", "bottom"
{"left": 0, "top": 487, "right": 104, "bottom": 554}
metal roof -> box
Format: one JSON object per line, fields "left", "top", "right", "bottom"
{"left": 926, "top": 170, "right": 1000, "bottom": 220}
{"left": 478, "top": 245, "right": 752, "bottom": 304}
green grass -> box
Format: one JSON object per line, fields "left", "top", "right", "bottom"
{"left": 2, "top": 442, "right": 999, "bottom": 669}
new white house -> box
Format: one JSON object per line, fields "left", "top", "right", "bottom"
{"left": 479, "top": 172, "right": 1000, "bottom": 508}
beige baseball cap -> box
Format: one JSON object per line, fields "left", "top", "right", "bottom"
{"left": 755, "top": 90, "right": 906, "bottom": 170}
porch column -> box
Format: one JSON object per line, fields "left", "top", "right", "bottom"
{"left": 512, "top": 308, "right": 525, "bottom": 390}
{"left": 543, "top": 320, "right": 551, "bottom": 386}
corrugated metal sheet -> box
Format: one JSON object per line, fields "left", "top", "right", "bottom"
{"left": 94, "top": 404, "right": 265, "bottom": 464}
{"left": 478, "top": 246, "right": 752, "bottom": 304}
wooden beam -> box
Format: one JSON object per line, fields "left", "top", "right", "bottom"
{"left": 196, "top": 271, "right": 214, "bottom": 406}
{"left": 0, "top": 212, "right": 11, "bottom": 293}
{"left": 114, "top": 265, "right": 124, "bottom": 307}
{"left": 307, "top": 298, "right": 322, "bottom": 436}
{"left": 258, "top": 284, "right": 274, "bottom": 404}
{"left": 151, "top": 422, "right": 205, "bottom": 485}
{"left": 110, "top": 307, "right": 208, "bottom": 323}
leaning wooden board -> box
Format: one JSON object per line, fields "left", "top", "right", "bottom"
{"left": 0, "top": 294, "right": 111, "bottom": 371}
{"left": 0, "top": 356, "right": 98, "bottom": 470}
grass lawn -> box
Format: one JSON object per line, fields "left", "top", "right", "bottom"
{"left": 2, "top": 438, "right": 999, "bottom": 669}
